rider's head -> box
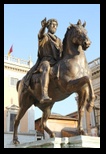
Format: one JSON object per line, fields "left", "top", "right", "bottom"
{"left": 47, "top": 19, "right": 58, "bottom": 34}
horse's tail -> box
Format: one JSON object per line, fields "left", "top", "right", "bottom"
{"left": 16, "top": 80, "right": 21, "bottom": 92}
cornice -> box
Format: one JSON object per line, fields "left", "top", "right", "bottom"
{"left": 4, "top": 64, "right": 29, "bottom": 73}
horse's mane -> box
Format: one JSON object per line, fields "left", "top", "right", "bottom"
{"left": 62, "top": 26, "right": 73, "bottom": 56}
{"left": 63, "top": 28, "right": 68, "bottom": 50}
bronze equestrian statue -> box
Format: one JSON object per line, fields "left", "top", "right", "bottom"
{"left": 13, "top": 19, "right": 95, "bottom": 144}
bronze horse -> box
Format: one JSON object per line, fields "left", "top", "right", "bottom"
{"left": 13, "top": 19, "right": 95, "bottom": 144}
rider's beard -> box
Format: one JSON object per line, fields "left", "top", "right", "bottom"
{"left": 49, "top": 28, "right": 56, "bottom": 34}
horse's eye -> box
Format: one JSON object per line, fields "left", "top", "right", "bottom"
{"left": 78, "top": 30, "right": 81, "bottom": 35}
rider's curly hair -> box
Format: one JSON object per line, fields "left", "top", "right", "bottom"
{"left": 47, "top": 19, "right": 58, "bottom": 28}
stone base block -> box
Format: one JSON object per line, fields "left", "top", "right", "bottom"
{"left": 6, "top": 135, "right": 100, "bottom": 148}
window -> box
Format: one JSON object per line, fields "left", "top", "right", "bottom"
{"left": 10, "top": 77, "right": 18, "bottom": 86}
{"left": 9, "top": 113, "right": 17, "bottom": 131}
{"left": 94, "top": 107, "right": 100, "bottom": 136}
{"left": 94, "top": 107, "right": 100, "bottom": 126}
{"left": 6, "top": 105, "right": 20, "bottom": 132}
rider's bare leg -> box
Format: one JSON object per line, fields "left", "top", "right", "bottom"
{"left": 40, "top": 61, "right": 52, "bottom": 104}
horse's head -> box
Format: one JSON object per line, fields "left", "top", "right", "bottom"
{"left": 63, "top": 19, "right": 91, "bottom": 51}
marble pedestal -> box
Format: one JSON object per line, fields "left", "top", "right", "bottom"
{"left": 6, "top": 135, "right": 100, "bottom": 148}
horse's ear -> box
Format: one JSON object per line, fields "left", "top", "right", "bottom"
{"left": 67, "top": 23, "right": 74, "bottom": 29}
{"left": 77, "top": 19, "right": 81, "bottom": 25}
{"left": 82, "top": 21, "right": 86, "bottom": 27}
{"left": 69, "top": 23, "right": 74, "bottom": 27}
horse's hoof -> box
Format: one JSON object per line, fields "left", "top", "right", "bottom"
{"left": 40, "top": 96, "right": 52, "bottom": 104}
{"left": 86, "top": 102, "right": 94, "bottom": 113}
{"left": 81, "top": 131, "right": 87, "bottom": 135}
{"left": 13, "top": 139, "right": 20, "bottom": 145}
{"left": 78, "top": 130, "right": 87, "bottom": 135}
{"left": 50, "top": 133, "right": 55, "bottom": 138}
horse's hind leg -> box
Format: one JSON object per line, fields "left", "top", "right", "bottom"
{"left": 13, "top": 99, "right": 32, "bottom": 144}
{"left": 40, "top": 104, "right": 55, "bottom": 138}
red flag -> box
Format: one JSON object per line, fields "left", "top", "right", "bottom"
{"left": 8, "top": 45, "right": 13, "bottom": 56}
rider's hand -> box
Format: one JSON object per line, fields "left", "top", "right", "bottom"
{"left": 41, "top": 18, "right": 49, "bottom": 28}
{"left": 41, "top": 18, "right": 49, "bottom": 27}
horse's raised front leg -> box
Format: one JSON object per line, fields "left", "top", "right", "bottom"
{"left": 66, "top": 76, "right": 95, "bottom": 112}
{"left": 40, "top": 104, "right": 55, "bottom": 138}
{"left": 66, "top": 76, "right": 89, "bottom": 93}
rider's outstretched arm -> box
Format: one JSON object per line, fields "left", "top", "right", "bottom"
{"left": 38, "top": 17, "right": 48, "bottom": 39}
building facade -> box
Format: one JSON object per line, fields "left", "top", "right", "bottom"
{"left": 4, "top": 55, "right": 35, "bottom": 134}
{"left": 35, "top": 113, "right": 78, "bottom": 139}
{"left": 87, "top": 57, "right": 100, "bottom": 136}
{"left": 73, "top": 57, "right": 100, "bottom": 136}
